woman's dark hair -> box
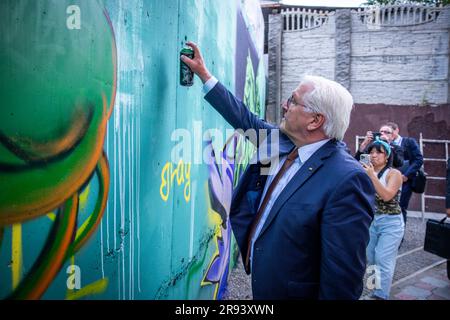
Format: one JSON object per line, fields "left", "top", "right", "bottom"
{"left": 367, "top": 139, "right": 394, "bottom": 168}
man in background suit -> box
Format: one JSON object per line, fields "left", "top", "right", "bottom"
{"left": 182, "top": 42, "right": 375, "bottom": 299}
{"left": 385, "top": 122, "right": 424, "bottom": 225}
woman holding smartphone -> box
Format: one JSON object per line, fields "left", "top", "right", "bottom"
{"left": 355, "top": 126, "right": 404, "bottom": 169}
{"left": 361, "top": 138, "right": 404, "bottom": 300}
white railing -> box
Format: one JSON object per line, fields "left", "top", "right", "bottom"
{"left": 419, "top": 133, "right": 450, "bottom": 221}
{"left": 281, "top": 8, "right": 331, "bottom": 31}
{"left": 354, "top": 4, "right": 444, "bottom": 28}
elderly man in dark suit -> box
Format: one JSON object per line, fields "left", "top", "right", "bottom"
{"left": 182, "top": 42, "right": 374, "bottom": 300}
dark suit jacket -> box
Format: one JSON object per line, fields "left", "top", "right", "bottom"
{"left": 205, "top": 82, "right": 375, "bottom": 300}
{"left": 399, "top": 137, "right": 424, "bottom": 181}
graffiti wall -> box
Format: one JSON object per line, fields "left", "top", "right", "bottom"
{"left": 0, "top": 0, "right": 266, "bottom": 299}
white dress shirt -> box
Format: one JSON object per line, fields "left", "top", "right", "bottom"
{"left": 203, "top": 76, "right": 219, "bottom": 95}
{"left": 393, "top": 135, "right": 403, "bottom": 146}
{"left": 249, "top": 139, "right": 330, "bottom": 268}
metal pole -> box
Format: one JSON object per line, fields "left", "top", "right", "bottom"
{"left": 420, "top": 132, "right": 425, "bottom": 222}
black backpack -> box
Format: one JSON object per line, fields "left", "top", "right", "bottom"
{"left": 402, "top": 137, "right": 426, "bottom": 194}
{"left": 411, "top": 168, "right": 427, "bottom": 194}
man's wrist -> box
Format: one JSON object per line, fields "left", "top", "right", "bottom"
{"left": 199, "top": 70, "right": 212, "bottom": 84}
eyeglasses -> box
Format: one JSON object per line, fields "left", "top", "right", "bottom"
{"left": 286, "top": 95, "right": 297, "bottom": 108}
{"left": 286, "top": 95, "right": 308, "bottom": 109}
{"left": 380, "top": 130, "right": 393, "bottom": 134}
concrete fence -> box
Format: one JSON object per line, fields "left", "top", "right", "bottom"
{"left": 267, "top": 4, "right": 450, "bottom": 125}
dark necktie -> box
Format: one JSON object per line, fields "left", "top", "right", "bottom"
{"left": 244, "top": 146, "right": 299, "bottom": 273}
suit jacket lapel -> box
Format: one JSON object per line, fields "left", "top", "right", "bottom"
{"left": 232, "top": 131, "right": 294, "bottom": 210}
{"left": 256, "top": 140, "right": 337, "bottom": 239}
{"left": 250, "top": 130, "right": 295, "bottom": 164}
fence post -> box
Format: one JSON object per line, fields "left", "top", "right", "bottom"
{"left": 420, "top": 132, "right": 425, "bottom": 222}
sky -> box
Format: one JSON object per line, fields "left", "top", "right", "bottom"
{"left": 281, "top": 0, "right": 366, "bottom": 7}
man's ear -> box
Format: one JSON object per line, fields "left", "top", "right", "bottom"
{"left": 307, "top": 113, "right": 325, "bottom": 131}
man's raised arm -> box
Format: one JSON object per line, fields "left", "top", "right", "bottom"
{"left": 181, "top": 42, "right": 274, "bottom": 138}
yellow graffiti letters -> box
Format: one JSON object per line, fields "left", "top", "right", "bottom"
{"left": 160, "top": 160, "right": 191, "bottom": 203}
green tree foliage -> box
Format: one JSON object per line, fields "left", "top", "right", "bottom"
{"left": 363, "top": 0, "right": 449, "bottom": 6}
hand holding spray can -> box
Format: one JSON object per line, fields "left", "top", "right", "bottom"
{"left": 180, "top": 46, "right": 194, "bottom": 86}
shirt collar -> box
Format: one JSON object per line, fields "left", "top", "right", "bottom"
{"left": 394, "top": 135, "right": 402, "bottom": 145}
{"left": 297, "top": 139, "right": 331, "bottom": 164}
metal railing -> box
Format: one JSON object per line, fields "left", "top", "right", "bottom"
{"left": 419, "top": 133, "right": 449, "bottom": 220}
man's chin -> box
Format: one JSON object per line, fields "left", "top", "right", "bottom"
{"left": 279, "top": 119, "right": 286, "bottom": 132}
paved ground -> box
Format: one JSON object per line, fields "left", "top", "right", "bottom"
{"left": 222, "top": 214, "right": 450, "bottom": 300}
{"left": 390, "top": 261, "right": 450, "bottom": 300}
{"left": 222, "top": 254, "right": 252, "bottom": 300}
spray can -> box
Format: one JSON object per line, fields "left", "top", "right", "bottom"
{"left": 180, "top": 46, "right": 194, "bottom": 86}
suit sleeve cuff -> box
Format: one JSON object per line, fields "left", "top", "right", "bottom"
{"left": 203, "top": 76, "right": 218, "bottom": 96}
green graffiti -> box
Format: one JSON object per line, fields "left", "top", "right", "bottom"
{"left": 0, "top": 0, "right": 116, "bottom": 299}
{"left": 234, "top": 52, "right": 263, "bottom": 186}
{"left": 0, "top": 0, "right": 116, "bottom": 225}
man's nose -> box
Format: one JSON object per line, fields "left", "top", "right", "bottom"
{"left": 281, "top": 102, "right": 288, "bottom": 112}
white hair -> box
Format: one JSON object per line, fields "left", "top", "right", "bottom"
{"left": 300, "top": 75, "right": 354, "bottom": 141}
